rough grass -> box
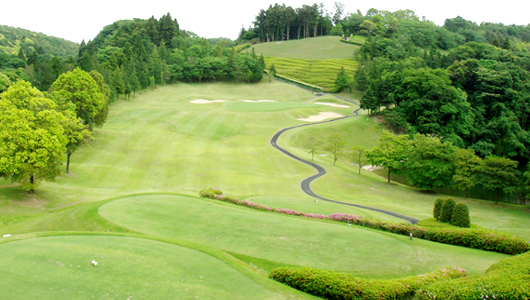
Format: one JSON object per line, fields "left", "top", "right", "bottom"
{"left": 245, "top": 36, "right": 358, "bottom": 60}
{"left": 265, "top": 57, "right": 357, "bottom": 92}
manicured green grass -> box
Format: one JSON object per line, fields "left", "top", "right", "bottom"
{"left": 224, "top": 101, "right": 322, "bottom": 112}
{"left": 0, "top": 235, "right": 289, "bottom": 299}
{"left": 265, "top": 57, "right": 358, "bottom": 92}
{"left": 245, "top": 36, "right": 359, "bottom": 60}
{"left": 99, "top": 194, "right": 508, "bottom": 279}
{"left": 1, "top": 80, "right": 529, "bottom": 297}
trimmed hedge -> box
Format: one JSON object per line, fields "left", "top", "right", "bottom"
{"left": 433, "top": 198, "right": 444, "bottom": 220}
{"left": 200, "top": 189, "right": 530, "bottom": 255}
{"left": 414, "top": 251, "right": 530, "bottom": 299}
{"left": 340, "top": 39, "right": 364, "bottom": 46}
{"left": 451, "top": 203, "right": 471, "bottom": 228}
{"left": 440, "top": 198, "right": 456, "bottom": 223}
{"left": 270, "top": 266, "right": 466, "bottom": 300}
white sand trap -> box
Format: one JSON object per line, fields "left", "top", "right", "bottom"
{"left": 315, "top": 102, "right": 350, "bottom": 108}
{"left": 298, "top": 112, "right": 343, "bottom": 122}
{"left": 240, "top": 100, "right": 278, "bottom": 103}
{"left": 190, "top": 99, "right": 226, "bottom": 104}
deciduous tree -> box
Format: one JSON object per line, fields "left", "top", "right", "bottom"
{"left": 366, "top": 130, "right": 408, "bottom": 183}
{"left": 475, "top": 156, "right": 520, "bottom": 204}
{"left": 0, "top": 81, "right": 67, "bottom": 192}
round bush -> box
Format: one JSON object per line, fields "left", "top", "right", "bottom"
{"left": 451, "top": 202, "right": 470, "bottom": 228}
{"left": 439, "top": 198, "right": 456, "bottom": 223}
{"left": 433, "top": 198, "right": 444, "bottom": 220}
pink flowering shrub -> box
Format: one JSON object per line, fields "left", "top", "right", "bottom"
{"left": 199, "top": 188, "right": 530, "bottom": 255}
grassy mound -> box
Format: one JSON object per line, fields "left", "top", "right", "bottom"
{"left": 265, "top": 57, "right": 357, "bottom": 92}
{"left": 245, "top": 36, "right": 358, "bottom": 60}
{"left": 99, "top": 194, "right": 507, "bottom": 279}
{"left": 0, "top": 235, "right": 282, "bottom": 299}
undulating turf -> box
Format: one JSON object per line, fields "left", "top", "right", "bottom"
{"left": 1, "top": 79, "right": 529, "bottom": 298}
{"left": 0, "top": 235, "right": 286, "bottom": 299}
{"left": 244, "top": 36, "right": 359, "bottom": 60}
{"left": 99, "top": 194, "right": 508, "bottom": 279}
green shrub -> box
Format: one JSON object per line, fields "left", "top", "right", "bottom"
{"left": 270, "top": 266, "right": 466, "bottom": 300}
{"left": 451, "top": 202, "right": 471, "bottom": 228}
{"left": 414, "top": 251, "right": 530, "bottom": 299}
{"left": 433, "top": 198, "right": 444, "bottom": 220}
{"left": 439, "top": 198, "right": 456, "bottom": 223}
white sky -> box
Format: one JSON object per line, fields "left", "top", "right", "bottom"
{"left": 1, "top": 1, "right": 528, "bottom": 44}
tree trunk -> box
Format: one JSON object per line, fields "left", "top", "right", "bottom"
{"left": 465, "top": 188, "right": 469, "bottom": 199}
{"left": 297, "top": 25, "right": 301, "bottom": 39}
{"left": 66, "top": 153, "right": 71, "bottom": 174}
{"left": 29, "top": 174, "right": 35, "bottom": 193}
{"left": 314, "top": 24, "right": 317, "bottom": 37}
{"left": 387, "top": 169, "right": 391, "bottom": 183}
{"left": 495, "top": 188, "right": 499, "bottom": 204}
{"left": 287, "top": 25, "right": 290, "bottom": 40}
{"left": 320, "top": 26, "right": 322, "bottom": 36}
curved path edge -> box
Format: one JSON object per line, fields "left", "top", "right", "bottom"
{"left": 270, "top": 96, "right": 419, "bottom": 224}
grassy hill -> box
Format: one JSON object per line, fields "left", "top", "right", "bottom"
{"left": 0, "top": 24, "right": 78, "bottom": 57}
{"left": 1, "top": 80, "right": 529, "bottom": 298}
{"left": 245, "top": 36, "right": 358, "bottom": 92}
{"left": 246, "top": 36, "right": 358, "bottom": 60}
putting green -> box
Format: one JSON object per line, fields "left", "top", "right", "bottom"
{"left": 0, "top": 235, "right": 284, "bottom": 299}
{"left": 99, "top": 195, "right": 507, "bottom": 279}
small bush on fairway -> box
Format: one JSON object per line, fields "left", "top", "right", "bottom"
{"left": 270, "top": 266, "right": 467, "bottom": 300}
{"left": 439, "top": 198, "right": 456, "bottom": 223}
{"left": 414, "top": 251, "right": 530, "bottom": 299}
{"left": 451, "top": 203, "right": 471, "bottom": 228}
{"left": 433, "top": 198, "right": 444, "bottom": 220}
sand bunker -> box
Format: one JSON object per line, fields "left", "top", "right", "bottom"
{"left": 298, "top": 112, "right": 343, "bottom": 122}
{"left": 315, "top": 102, "right": 350, "bottom": 108}
{"left": 240, "top": 100, "right": 278, "bottom": 103}
{"left": 190, "top": 99, "right": 226, "bottom": 104}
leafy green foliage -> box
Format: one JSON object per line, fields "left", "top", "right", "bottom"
{"left": 50, "top": 68, "right": 106, "bottom": 129}
{"left": 405, "top": 134, "right": 456, "bottom": 190}
{"left": 325, "top": 133, "right": 345, "bottom": 166}
{"left": 451, "top": 202, "right": 471, "bottom": 228}
{"left": 475, "top": 156, "right": 520, "bottom": 204}
{"left": 414, "top": 251, "right": 530, "bottom": 299}
{"left": 452, "top": 148, "right": 482, "bottom": 198}
{"left": 270, "top": 266, "right": 467, "bottom": 300}
{"left": 0, "top": 81, "right": 68, "bottom": 191}
{"left": 335, "top": 66, "right": 350, "bottom": 92}
{"left": 433, "top": 198, "right": 444, "bottom": 220}
{"left": 0, "top": 24, "right": 78, "bottom": 57}
{"left": 439, "top": 198, "right": 456, "bottom": 223}
{"left": 366, "top": 130, "right": 408, "bottom": 183}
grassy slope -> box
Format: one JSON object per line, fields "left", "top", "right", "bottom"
{"left": 1, "top": 80, "right": 529, "bottom": 298}
{"left": 245, "top": 36, "right": 358, "bottom": 92}
{"left": 99, "top": 194, "right": 507, "bottom": 279}
{"left": 0, "top": 235, "right": 287, "bottom": 299}
{"left": 246, "top": 36, "right": 358, "bottom": 60}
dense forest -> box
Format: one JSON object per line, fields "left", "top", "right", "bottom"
{"left": 0, "top": 25, "right": 78, "bottom": 57}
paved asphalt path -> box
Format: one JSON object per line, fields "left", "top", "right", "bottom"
{"left": 269, "top": 94, "right": 419, "bottom": 224}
